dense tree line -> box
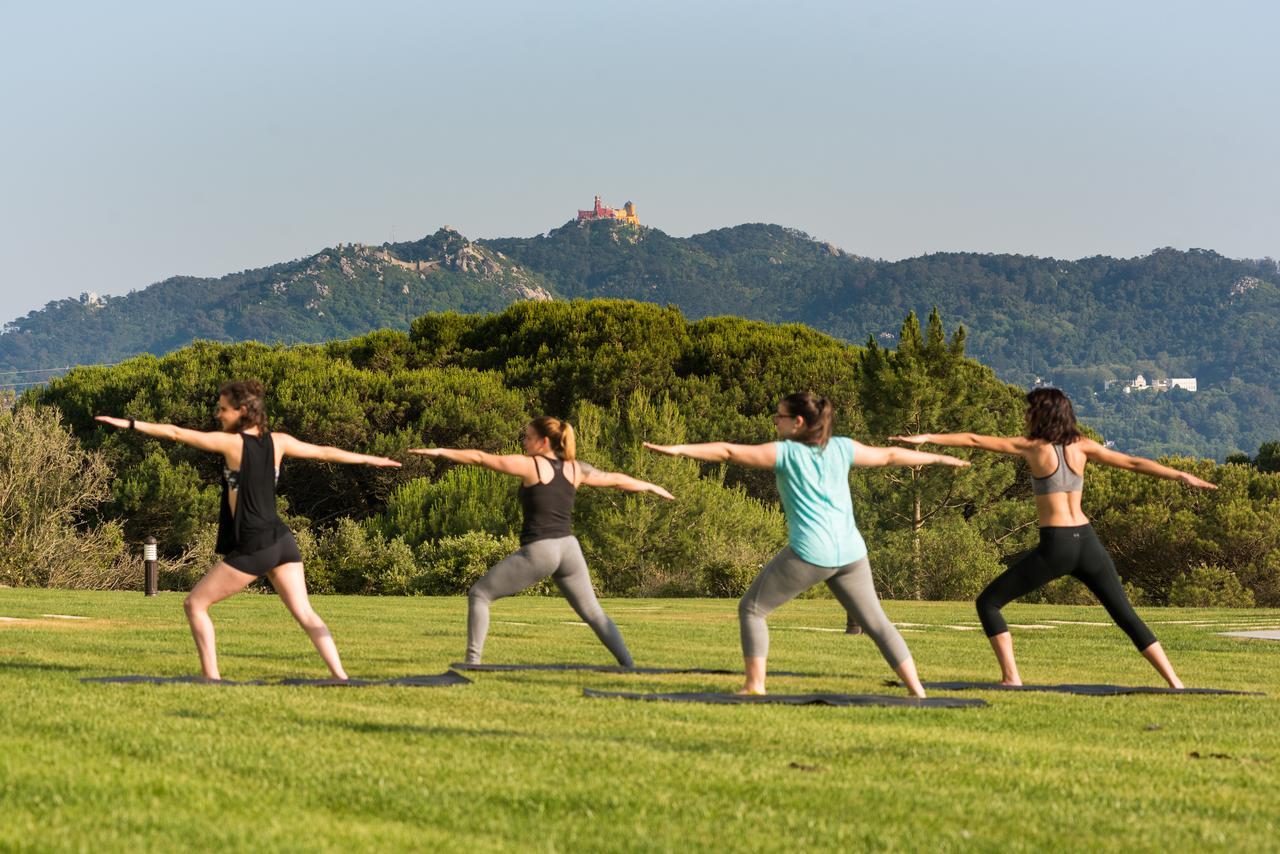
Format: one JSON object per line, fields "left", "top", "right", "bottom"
{"left": 15, "top": 299, "right": 1277, "bottom": 605}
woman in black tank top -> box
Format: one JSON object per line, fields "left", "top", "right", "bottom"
{"left": 97, "top": 379, "right": 401, "bottom": 682}
{"left": 411, "top": 416, "right": 673, "bottom": 665}
{"left": 893, "top": 387, "right": 1216, "bottom": 689}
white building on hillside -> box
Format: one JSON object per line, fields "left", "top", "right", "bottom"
{"left": 1169, "top": 377, "right": 1198, "bottom": 392}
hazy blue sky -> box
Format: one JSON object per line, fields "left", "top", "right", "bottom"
{"left": 2, "top": 0, "right": 1277, "bottom": 325}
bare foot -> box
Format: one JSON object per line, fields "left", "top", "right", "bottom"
{"left": 1000, "top": 678, "right": 1023, "bottom": 687}
{"left": 737, "top": 685, "right": 766, "bottom": 696}
{"left": 1167, "top": 678, "right": 1185, "bottom": 690}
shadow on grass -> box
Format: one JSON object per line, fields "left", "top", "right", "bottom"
{"left": 1, "top": 660, "right": 88, "bottom": 674}
{"left": 321, "top": 718, "right": 520, "bottom": 739}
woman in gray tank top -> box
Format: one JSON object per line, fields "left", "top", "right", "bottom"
{"left": 893, "top": 387, "right": 1216, "bottom": 688}
{"left": 411, "top": 417, "right": 674, "bottom": 665}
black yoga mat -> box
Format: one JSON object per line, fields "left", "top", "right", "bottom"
{"left": 277, "top": 672, "right": 471, "bottom": 687}
{"left": 83, "top": 671, "right": 471, "bottom": 688}
{"left": 451, "top": 662, "right": 814, "bottom": 677}
{"left": 583, "top": 688, "right": 987, "bottom": 708}
{"left": 905, "top": 680, "right": 1263, "bottom": 696}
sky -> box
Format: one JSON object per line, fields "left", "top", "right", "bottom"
{"left": 1, "top": 0, "right": 1277, "bottom": 325}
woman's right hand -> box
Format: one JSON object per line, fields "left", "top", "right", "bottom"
{"left": 1179, "top": 471, "right": 1218, "bottom": 490}
{"left": 643, "top": 442, "right": 682, "bottom": 457}
{"left": 648, "top": 484, "right": 676, "bottom": 501}
{"left": 889, "top": 434, "right": 929, "bottom": 445}
{"left": 95, "top": 415, "right": 130, "bottom": 429}
{"left": 407, "top": 448, "right": 445, "bottom": 457}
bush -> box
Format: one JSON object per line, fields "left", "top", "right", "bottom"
{"left": 870, "top": 518, "right": 1006, "bottom": 601}
{"left": 413, "top": 530, "right": 526, "bottom": 595}
{"left": 376, "top": 467, "right": 519, "bottom": 548}
{"left": 1168, "top": 562, "right": 1256, "bottom": 608}
{"left": 0, "top": 405, "right": 129, "bottom": 588}
{"left": 309, "top": 519, "right": 418, "bottom": 595}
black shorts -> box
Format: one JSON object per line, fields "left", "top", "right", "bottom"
{"left": 223, "top": 532, "right": 303, "bottom": 577}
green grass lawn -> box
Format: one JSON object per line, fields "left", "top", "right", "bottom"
{"left": 1, "top": 589, "right": 1277, "bottom": 852}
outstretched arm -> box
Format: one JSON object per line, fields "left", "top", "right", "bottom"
{"left": 95, "top": 415, "right": 237, "bottom": 454}
{"left": 278, "top": 433, "right": 400, "bottom": 467}
{"left": 891, "top": 432, "right": 1029, "bottom": 456}
{"left": 643, "top": 441, "right": 777, "bottom": 469}
{"left": 578, "top": 462, "right": 675, "bottom": 500}
{"left": 1081, "top": 439, "right": 1217, "bottom": 488}
{"left": 407, "top": 446, "right": 530, "bottom": 477}
{"left": 852, "top": 441, "right": 971, "bottom": 469}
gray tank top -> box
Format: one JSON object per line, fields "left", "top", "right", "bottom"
{"left": 1031, "top": 444, "right": 1084, "bottom": 495}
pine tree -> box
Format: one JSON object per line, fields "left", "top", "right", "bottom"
{"left": 852, "top": 309, "right": 1028, "bottom": 598}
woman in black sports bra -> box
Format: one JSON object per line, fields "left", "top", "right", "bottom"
{"left": 410, "top": 416, "right": 674, "bottom": 665}
{"left": 893, "top": 387, "right": 1216, "bottom": 688}
{"left": 97, "top": 379, "right": 400, "bottom": 681}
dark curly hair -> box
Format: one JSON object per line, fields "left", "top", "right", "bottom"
{"left": 1024, "top": 387, "right": 1082, "bottom": 445}
{"left": 218, "top": 379, "right": 269, "bottom": 433}
{"left": 779, "top": 391, "right": 834, "bottom": 448}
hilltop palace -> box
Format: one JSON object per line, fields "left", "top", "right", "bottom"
{"left": 577, "top": 195, "right": 639, "bottom": 225}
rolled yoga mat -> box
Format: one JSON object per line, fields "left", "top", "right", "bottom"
{"left": 583, "top": 688, "right": 987, "bottom": 708}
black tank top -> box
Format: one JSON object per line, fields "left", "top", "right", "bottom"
{"left": 216, "top": 432, "right": 289, "bottom": 555}
{"left": 518, "top": 457, "right": 576, "bottom": 545}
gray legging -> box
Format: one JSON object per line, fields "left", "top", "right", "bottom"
{"left": 739, "top": 546, "right": 912, "bottom": 669}
{"left": 466, "top": 535, "right": 633, "bottom": 666}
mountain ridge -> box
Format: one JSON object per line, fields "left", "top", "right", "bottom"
{"left": 4, "top": 218, "right": 1278, "bottom": 458}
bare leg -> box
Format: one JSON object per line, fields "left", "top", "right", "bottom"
{"left": 741, "top": 656, "right": 767, "bottom": 695}
{"left": 184, "top": 562, "right": 256, "bottom": 680}
{"left": 894, "top": 657, "right": 926, "bottom": 699}
{"left": 269, "top": 562, "right": 347, "bottom": 680}
{"left": 988, "top": 632, "right": 1022, "bottom": 686}
{"left": 1140, "top": 641, "right": 1183, "bottom": 689}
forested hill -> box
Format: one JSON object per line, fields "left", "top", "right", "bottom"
{"left": 0, "top": 228, "right": 551, "bottom": 370}
{"left": 486, "top": 223, "right": 1280, "bottom": 459}
{"left": 4, "top": 218, "right": 1279, "bottom": 457}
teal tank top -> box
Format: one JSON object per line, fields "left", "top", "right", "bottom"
{"left": 774, "top": 437, "right": 867, "bottom": 567}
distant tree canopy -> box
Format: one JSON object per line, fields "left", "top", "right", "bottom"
{"left": 25, "top": 299, "right": 1278, "bottom": 604}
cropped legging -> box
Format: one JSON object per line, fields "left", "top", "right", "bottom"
{"left": 466, "top": 535, "right": 633, "bottom": 666}
{"left": 976, "top": 524, "right": 1157, "bottom": 651}
{"left": 739, "top": 547, "right": 912, "bottom": 669}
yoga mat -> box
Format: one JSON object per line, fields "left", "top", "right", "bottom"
{"left": 902, "top": 680, "right": 1263, "bottom": 696}
{"left": 278, "top": 672, "right": 471, "bottom": 687}
{"left": 1220, "top": 630, "right": 1280, "bottom": 641}
{"left": 84, "top": 671, "right": 471, "bottom": 688}
{"left": 583, "top": 688, "right": 986, "bottom": 708}
{"left": 451, "top": 662, "right": 814, "bottom": 676}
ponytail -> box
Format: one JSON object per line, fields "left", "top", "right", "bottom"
{"left": 779, "top": 391, "right": 834, "bottom": 448}
{"left": 528, "top": 416, "right": 576, "bottom": 460}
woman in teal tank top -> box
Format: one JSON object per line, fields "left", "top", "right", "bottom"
{"left": 646, "top": 392, "right": 969, "bottom": 697}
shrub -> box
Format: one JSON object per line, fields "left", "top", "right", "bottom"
{"left": 1168, "top": 562, "right": 1256, "bottom": 608}
{"left": 413, "top": 530, "right": 526, "bottom": 595}
{"left": 0, "top": 405, "right": 129, "bottom": 588}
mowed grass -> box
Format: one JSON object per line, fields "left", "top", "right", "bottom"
{"left": 1, "top": 589, "right": 1278, "bottom": 852}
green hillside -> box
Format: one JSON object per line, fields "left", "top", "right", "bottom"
{"left": 5, "top": 217, "right": 1279, "bottom": 458}
{"left": 0, "top": 228, "right": 551, "bottom": 370}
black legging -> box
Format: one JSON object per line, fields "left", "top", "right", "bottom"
{"left": 976, "top": 524, "right": 1157, "bottom": 651}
